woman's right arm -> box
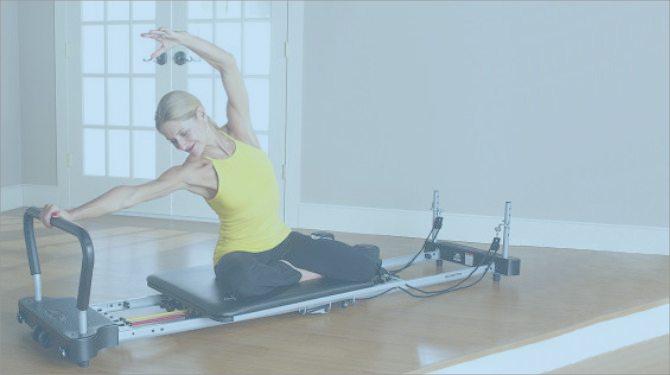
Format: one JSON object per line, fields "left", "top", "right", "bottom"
{"left": 39, "top": 165, "right": 194, "bottom": 228}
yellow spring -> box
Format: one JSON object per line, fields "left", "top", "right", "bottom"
{"left": 125, "top": 309, "right": 187, "bottom": 322}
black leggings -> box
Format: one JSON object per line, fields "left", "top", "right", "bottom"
{"left": 214, "top": 231, "right": 380, "bottom": 298}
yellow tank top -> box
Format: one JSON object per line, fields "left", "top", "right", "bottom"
{"left": 205, "top": 132, "right": 291, "bottom": 265}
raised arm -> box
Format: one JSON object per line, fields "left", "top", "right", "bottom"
{"left": 141, "top": 27, "right": 260, "bottom": 149}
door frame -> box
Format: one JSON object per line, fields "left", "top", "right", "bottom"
{"left": 283, "top": 1, "right": 304, "bottom": 227}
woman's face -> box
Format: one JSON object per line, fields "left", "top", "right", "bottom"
{"left": 159, "top": 107, "right": 208, "bottom": 156}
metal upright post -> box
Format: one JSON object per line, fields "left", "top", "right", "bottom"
{"left": 431, "top": 190, "right": 440, "bottom": 222}
{"left": 33, "top": 275, "right": 42, "bottom": 301}
{"left": 493, "top": 201, "right": 512, "bottom": 282}
{"left": 430, "top": 190, "right": 441, "bottom": 243}
{"left": 503, "top": 201, "right": 511, "bottom": 260}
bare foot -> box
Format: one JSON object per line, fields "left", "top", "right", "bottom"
{"left": 280, "top": 260, "right": 323, "bottom": 282}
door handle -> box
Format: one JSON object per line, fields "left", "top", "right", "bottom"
{"left": 174, "top": 51, "right": 201, "bottom": 65}
{"left": 143, "top": 52, "right": 167, "bottom": 65}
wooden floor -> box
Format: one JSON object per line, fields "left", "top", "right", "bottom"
{"left": 1, "top": 208, "right": 668, "bottom": 374}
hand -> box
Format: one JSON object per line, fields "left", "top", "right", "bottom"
{"left": 39, "top": 204, "right": 72, "bottom": 229}
{"left": 141, "top": 27, "right": 185, "bottom": 60}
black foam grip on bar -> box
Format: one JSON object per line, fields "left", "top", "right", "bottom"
{"left": 23, "top": 207, "right": 95, "bottom": 312}
{"left": 23, "top": 208, "right": 41, "bottom": 276}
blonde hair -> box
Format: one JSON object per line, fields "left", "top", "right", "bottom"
{"left": 155, "top": 90, "right": 204, "bottom": 129}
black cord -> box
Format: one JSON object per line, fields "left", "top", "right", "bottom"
{"left": 399, "top": 237, "right": 500, "bottom": 298}
{"left": 359, "top": 236, "right": 500, "bottom": 302}
{"left": 361, "top": 214, "right": 500, "bottom": 301}
{"left": 389, "top": 218, "right": 441, "bottom": 276}
{"left": 387, "top": 232, "right": 431, "bottom": 276}
{"left": 357, "top": 227, "right": 436, "bottom": 302}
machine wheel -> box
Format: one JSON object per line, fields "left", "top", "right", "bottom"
{"left": 30, "top": 326, "right": 51, "bottom": 348}
{"left": 16, "top": 312, "right": 25, "bottom": 324}
{"left": 37, "top": 330, "right": 51, "bottom": 349}
{"left": 31, "top": 326, "right": 43, "bottom": 342}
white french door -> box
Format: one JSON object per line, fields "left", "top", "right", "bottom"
{"left": 61, "top": 1, "right": 287, "bottom": 220}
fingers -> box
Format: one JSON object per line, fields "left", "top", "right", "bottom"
{"left": 150, "top": 45, "right": 165, "bottom": 60}
{"left": 39, "top": 204, "right": 59, "bottom": 228}
{"left": 141, "top": 27, "right": 171, "bottom": 40}
{"left": 139, "top": 30, "right": 165, "bottom": 58}
{"left": 141, "top": 29, "right": 164, "bottom": 38}
{"left": 141, "top": 27, "right": 176, "bottom": 60}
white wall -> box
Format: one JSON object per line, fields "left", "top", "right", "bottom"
{"left": 1, "top": 1, "right": 668, "bottom": 254}
{"left": 1, "top": 1, "right": 23, "bottom": 188}
{"left": 298, "top": 1, "right": 669, "bottom": 253}
{"left": 1, "top": 1, "right": 58, "bottom": 211}
{"left": 18, "top": 1, "right": 57, "bottom": 185}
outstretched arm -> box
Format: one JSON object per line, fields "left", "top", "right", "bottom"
{"left": 141, "top": 27, "right": 260, "bottom": 149}
{"left": 39, "top": 165, "right": 195, "bottom": 228}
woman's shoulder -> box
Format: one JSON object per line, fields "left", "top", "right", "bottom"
{"left": 219, "top": 124, "right": 233, "bottom": 137}
{"left": 184, "top": 154, "right": 213, "bottom": 167}
{"left": 220, "top": 123, "right": 261, "bottom": 150}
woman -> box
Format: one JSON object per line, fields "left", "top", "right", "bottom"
{"left": 39, "top": 27, "right": 381, "bottom": 298}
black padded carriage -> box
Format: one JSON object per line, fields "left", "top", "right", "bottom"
{"left": 146, "top": 265, "right": 374, "bottom": 322}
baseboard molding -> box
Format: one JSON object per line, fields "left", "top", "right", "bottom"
{"left": 4, "top": 190, "right": 667, "bottom": 255}
{"left": 1, "top": 185, "right": 59, "bottom": 213}
{"left": 298, "top": 203, "right": 669, "bottom": 255}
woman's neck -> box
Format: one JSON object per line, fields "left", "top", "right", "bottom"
{"left": 202, "top": 125, "right": 236, "bottom": 159}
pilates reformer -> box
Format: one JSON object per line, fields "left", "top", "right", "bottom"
{"left": 17, "top": 191, "right": 520, "bottom": 367}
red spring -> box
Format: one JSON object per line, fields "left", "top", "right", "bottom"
{"left": 129, "top": 313, "right": 187, "bottom": 326}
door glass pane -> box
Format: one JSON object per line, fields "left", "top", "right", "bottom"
{"left": 188, "top": 1, "right": 214, "bottom": 19}
{"left": 108, "top": 25, "right": 130, "bottom": 74}
{"left": 215, "top": 22, "right": 242, "bottom": 66}
{"left": 246, "top": 78, "right": 269, "bottom": 131}
{"left": 82, "top": 25, "right": 105, "bottom": 74}
{"left": 244, "top": 1, "right": 271, "bottom": 19}
{"left": 83, "top": 77, "right": 106, "bottom": 125}
{"left": 188, "top": 78, "right": 214, "bottom": 118}
{"left": 84, "top": 128, "right": 106, "bottom": 176}
{"left": 242, "top": 22, "right": 270, "bottom": 75}
{"left": 133, "top": 130, "right": 156, "bottom": 179}
{"left": 107, "top": 1, "right": 129, "bottom": 21}
{"left": 108, "top": 129, "right": 130, "bottom": 177}
{"left": 187, "top": 23, "right": 214, "bottom": 75}
{"left": 132, "top": 1, "right": 156, "bottom": 21}
{"left": 82, "top": 2, "right": 104, "bottom": 22}
{"left": 214, "top": 83, "right": 228, "bottom": 125}
{"left": 132, "top": 77, "right": 156, "bottom": 127}
{"left": 108, "top": 78, "right": 130, "bottom": 126}
{"left": 215, "top": 1, "right": 241, "bottom": 19}
{"left": 256, "top": 133, "right": 268, "bottom": 153}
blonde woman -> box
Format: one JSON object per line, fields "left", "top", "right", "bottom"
{"left": 40, "top": 27, "right": 381, "bottom": 298}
